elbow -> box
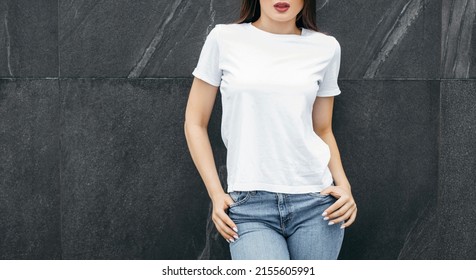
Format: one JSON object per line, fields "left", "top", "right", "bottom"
{"left": 184, "top": 119, "right": 207, "bottom": 137}
{"left": 313, "top": 126, "right": 333, "bottom": 137}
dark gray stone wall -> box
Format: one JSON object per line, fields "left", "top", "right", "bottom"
{"left": 0, "top": 0, "right": 474, "bottom": 259}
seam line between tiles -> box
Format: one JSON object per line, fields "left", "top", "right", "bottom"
{"left": 57, "top": 0, "right": 63, "bottom": 260}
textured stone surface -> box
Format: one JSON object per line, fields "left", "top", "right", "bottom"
{"left": 317, "top": 0, "right": 441, "bottom": 79}
{"left": 58, "top": 0, "right": 442, "bottom": 79}
{"left": 438, "top": 80, "right": 476, "bottom": 259}
{"left": 0, "top": 79, "right": 61, "bottom": 259}
{"left": 1, "top": 0, "right": 476, "bottom": 260}
{"left": 60, "top": 78, "right": 226, "bottom": 259}
{"left": 0, "top": 1, "right": 58, "bottom": 78}
{"left": 441, "top": 0, "right": 476, "bottom": 78}
{"left": 59, "top": 0, "right": 240, "bottom": 78}
{"left": 333, "top": 80, "right": 439, "bottom": 259}
{"left": 397, "top": 198, "right": 439, "bottom": 259}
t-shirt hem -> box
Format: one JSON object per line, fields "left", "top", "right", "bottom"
{"left": 227, "top": 181, "right": 334, "bottom": 194}
{"left": 316, "top": 89, "right": 341, "bottom": 97}
{"left": 192, "top": 69, "right": 221, "bottom": 87}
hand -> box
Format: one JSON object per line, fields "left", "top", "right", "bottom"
{"left": 211, "top": 192, "right": 240, "bottom": 243}
{"left": 320, "top": 184, "right": 357, "bottom": 228}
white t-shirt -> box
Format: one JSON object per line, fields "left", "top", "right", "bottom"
{"left": 192, "top": 22, "right": 342, "bottom": 194}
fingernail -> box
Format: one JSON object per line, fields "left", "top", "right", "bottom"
{"left": 323, "top": 216, "right": 329, "bottom": 221}
{"left": 328, "top": 221, "right": 334, "bottom": 225}
{"left": 321, "top": 212, "right": 327, "bottom": 217}
{"left": 229, "top": 238, "right": 235, "bottom": 243}
{"left": 233, "top": 227, "right": 238, "bottom": 233}
{"left": 340, "top": 225, "right": 345, "bottom": 229}
{"left": 233, "top": 234, "right": 239, "bottom": 239}
{"left": 226, "top": 239, "right": 231, "bottom": 243}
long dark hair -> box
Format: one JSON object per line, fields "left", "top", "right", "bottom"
{"left": 234, "top": 0, "right": 320, "bottom": 32}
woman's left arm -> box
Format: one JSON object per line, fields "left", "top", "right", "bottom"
{"left": 312, "top": 96, "right": 357, "bottom": 228}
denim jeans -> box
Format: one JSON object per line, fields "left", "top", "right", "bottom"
{"left": 226, "top": 190, "right": 345, "bottom": 260}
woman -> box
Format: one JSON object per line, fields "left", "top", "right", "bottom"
{"left": 184, "top": 0, "right": 357, "bottom": 260}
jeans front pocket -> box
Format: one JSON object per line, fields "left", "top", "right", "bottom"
{"left": 228, "top": 191, "right": 253, "bottom": 208}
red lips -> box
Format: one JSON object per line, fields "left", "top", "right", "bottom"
{"left": 274, "top": 2, "right": 290, "bottom": 8}
{"left": 274, "top": 2, "right": 290, "bottom": 12}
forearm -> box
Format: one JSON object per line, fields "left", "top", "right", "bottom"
{"left": 184, "top": 122, "right": 225, "bottom": 201}
{"left": 317, "top": 130, "right": 351, "bottom": 191}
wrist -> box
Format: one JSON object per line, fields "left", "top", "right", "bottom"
{"left": 334, "top": 180, "right": 351, "bottom": 191}
{"left": 210, "top": 189, "right": 225, "bottom": 203}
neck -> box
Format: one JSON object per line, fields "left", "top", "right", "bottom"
{"left": 252, "top": 17, "right": 301, "bottom": 35}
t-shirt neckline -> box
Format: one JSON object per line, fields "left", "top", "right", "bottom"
{"left": 246, "top": 22, "right": 307, "bottom": 38}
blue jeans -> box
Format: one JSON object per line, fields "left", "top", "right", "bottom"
{"left": 226, "top": 190, "right": 345, "bottom": 260}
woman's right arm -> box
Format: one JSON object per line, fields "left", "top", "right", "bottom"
{"left": 184, "top": 77, "right": 240, "bottom": 243}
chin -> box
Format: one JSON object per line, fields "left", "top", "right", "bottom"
{"left": 271, "top": 16, "right": 298, "bottom": 23}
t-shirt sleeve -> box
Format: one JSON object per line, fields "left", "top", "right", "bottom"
{"left": 316, "top": 38, "right": 342, "bottom": 97}
{"left": 192, "top": 25, "right": 222, "bottom": 87}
